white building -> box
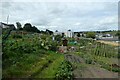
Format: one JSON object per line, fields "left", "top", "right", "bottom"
{"left": 54, "top": 30, "right": 74, "bottom": 38}
{"left": 65, "top": 30, "right": 74, "bottom": 38}
{"left": 54, "top": 30, "right": 62, "bottom": 35}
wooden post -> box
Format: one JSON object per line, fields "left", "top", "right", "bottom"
{"left": 111, "top": 63, "right": 112, "bottom": 71}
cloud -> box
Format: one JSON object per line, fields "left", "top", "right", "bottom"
{"left": 1, "top": 0, "right": 119, "bottom": 2}
{"left": 99, "top": 16, "right": 117, "bottom": 25}
{"left": 74, "top": 22, "right": 81, "bottom": 26}
{"left": 0, "top": 1, "right": 118, "bottom": 31}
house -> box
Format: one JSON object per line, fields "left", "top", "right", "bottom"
{"left": 54, "top": 30, "right": 74, "bottom": 38}
{"left": 0, "top": 22, "right": 16, "bottom": 30}
{"left": 65, "top": 30, "right": 74, "bottom": 38}
{"left": 54, "top": 30, "right": 62, "bottom": 36}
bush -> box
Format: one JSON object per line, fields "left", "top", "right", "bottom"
{"left": 112, "top": 67, "right": 120, "bottom": 72}
{"left": 13, "top": 35, "right": 22, "bottom": 38}
{"left": 86, "top": 32, "right": 95, "bottom": 39}
{"left": 48, "top": 41, "right": 58, "bottom": 51}
{"left": 84, "top": 54, "right": 93, "bottom": 64}
{"left": 100, "top": 62, "right": 120, "bottom": 72}
{"left": 55, "top": 61, "right": 73, "bottom": 80}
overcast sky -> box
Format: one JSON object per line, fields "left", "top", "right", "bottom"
{"left": 0, "top": 0, "right": 119, "bottom": 32}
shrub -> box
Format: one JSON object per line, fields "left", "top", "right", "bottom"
{"left": 84, "top": 54, "right": 93, "bottom": 64}
{"left": 48, "top": 41, "right": 58, "bottom": 51}
{"left": 112, "top": 67, "right": 120, "bottom": 72}
{"left": 13, "top": 34, "right": 22, "bottom": 38}
{"left": 55, "top": 61, "right": 73, "bottom": 80}
{"left": 86, "top": 32, "right": 95, "bottom": 39}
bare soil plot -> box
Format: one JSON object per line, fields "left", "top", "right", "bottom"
{"left": 82, "top": 64, "right": 118, "bottom": 78}
{"left": 65, "top": 54, "right": 84, "bottom": 78}
{"left": 64, "top": 54, "right": 119, "bottom": 78}
{"left": 65, "top": 54, "right": 84, "bottom": 63}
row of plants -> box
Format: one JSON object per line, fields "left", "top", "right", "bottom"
{"left": 76, "top": 51, "right": 120, "bottom": 72}
{"left": 91, "top": 42, "right": 118, "bottom": 58}
{"left": 55, "top": 60, "right": 73, "bottom": 80}
{"left": 78, "top": 39, "right": 118, "bottom": 58}
{"left": 76, "top": 39, "right": 119, "bottom": 72}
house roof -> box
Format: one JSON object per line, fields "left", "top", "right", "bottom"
{"left": 1, "top": 22, "right": 14, "bottom": 26}
{"left": 0, "top": 22, "right": 15, "bottom": 29}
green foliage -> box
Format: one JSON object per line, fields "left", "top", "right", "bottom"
{"left": 55, "top": 61, "right": 73, "bottom": 80}
{"left": 55, "top": 35, "right": 62, "bottom": 42}
{"left": 101, "top": 63, "right": 120, "bottom": 72}
{"left": 79, "top": 39, "right": 118, "bottom": 58}
{"left": 115, "top": 30, "right": 120, "bottom": 38}
{"left": 2, "top": 32, "right": 66, "bottom": 78}
{"left": 118, "top": 52, "right": 120, "bottom": 58}
{"left": 23, "top": 23, "right": 40, "bottom": 33}
{"left": 12, "top": 34, "right": 22, "bottom": 38}
{"left": 62, "top": 33, "right": 65, "bottom": 38}
{"left": 16, "top": 22, "right": 22, "bottom": 30}
{"left": 86, "top": 32, "right": 95, "bottom": 39}
{"left": 49, "top": 42, "right": 58, "bottom": 51}
{"left": 46, "top": 29, "right": 53, "bottom": 35}
{"left": 40, "top": 34, "right": 58, "bottom": 51}
{"left": 2, "top": 29, "right": 13, "bottom": 43}
{"left": 34, "top": 53, "right": 64, "bottom": 78}
{"left": 78, "top": 38, "right": 119, "bottom": 73}
{"left": 2, "top": 30, "right": 68, "bottom": 78}
{"left": 112, "top": 67, "right": 120, "bottom": 72}
{"left": 55, "top": 35, "right": 62, "bottom": 41}
{"left": 40, "top": 34, "right": 49, "bottom": 40}
{"left": 77, "top": 33, "right": 80, "bottom": 37}
{"left": 84, "top": 54, "right": 93, "bottom": 64}
{"left": 23, "top": 23, "right": 32, "bottom": 32}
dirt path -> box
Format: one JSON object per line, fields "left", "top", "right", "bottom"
{"left": 65, "top": 54, "right": 84, "bottom": 63}
{"left": 65, "top": 54, "right": 84, "bottom": 78}
{"left": 64, "top": 54, "right": 118, "bottom": 78}
{"left": 82, "top": 65, "right": 118, "bottom": 78}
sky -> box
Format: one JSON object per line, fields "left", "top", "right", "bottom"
{"left": 0, "top": 0, "right": 119, "bottom": 32}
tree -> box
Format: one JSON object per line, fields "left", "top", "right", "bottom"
{"left": 23, "top": 23, "right": 40, "bottom": 33}
{"left": 32, "top": 26, "right": 40, "bottom": 33}
{"left": 16, "top": 22, "right": 22, "bottom": 30}
{"left": 55, "top": 30, "right": 58, "bottom": 32}
{"left": 115, "top": 30, "right": 120, "bottom": 38}
{"left": 55, "top": 35, "right": 62, "bottom": 42}
{"left": 40, "top": 30, "right": 46, "bottom": 34}
{"left": 23, "top": 23, "right": 32, "bottom": 32}
{"left": 62, "top": 33, "right": 65, "bottom": 38}
{"left": 46, "top": 29, "right": 53, "bottom": 35}
{"left": 86, "top": 32, "right": 95, "bottom": 39}
{"left": 77, "top": 33, "right": 80, "bottom": 37}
